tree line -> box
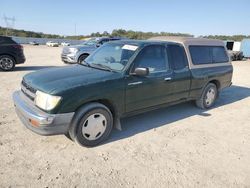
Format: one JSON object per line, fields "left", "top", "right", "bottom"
{"left": 0, "top": 26, "right": 249, "bottom": 41}
{"left": 63, "top": 29, "right": 194, "bottom": 40}
{"left": 0, "top": 26, "right": 62, "bottom": 39}
{"left": 202, "top": 35, "right": 250, "bottom": 41}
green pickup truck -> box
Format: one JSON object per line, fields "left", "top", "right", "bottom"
{"left": 13, "top": 37, "right": 233, "bottom": 147}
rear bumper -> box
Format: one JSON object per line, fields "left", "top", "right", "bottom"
{"left": 13, "top": 91, "right": 74, "bottom": 136}
{"left": 14, "top": 51, "right": 26, "bottom": 64}
{"left": 16, "top": 56, "right": 25, "bottom": 64}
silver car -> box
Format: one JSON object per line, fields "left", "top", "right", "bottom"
{"left": 61, "top": 37, "right": 124, "bottom": 64}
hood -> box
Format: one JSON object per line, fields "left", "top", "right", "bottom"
{"left": 63, "top": 44, "right": 96, "bottom": 54}
{"left": 23, "top": 65, "right": 119, "bottom": 94}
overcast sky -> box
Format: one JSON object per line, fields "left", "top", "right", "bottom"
{"left": 0, "top": 0, "right": 249, "bottom": 36}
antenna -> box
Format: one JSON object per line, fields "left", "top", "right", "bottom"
{"left": 3, "top": 14, "right": 16, "bottom": 36}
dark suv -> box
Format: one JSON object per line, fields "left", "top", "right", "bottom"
{"left": 0, "top": 36, "right": 25, "bottom": 71}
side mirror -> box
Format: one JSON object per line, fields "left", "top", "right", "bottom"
{"left": 131, "top": 67, "right": 149, "bottom": 76}
{"left": 96, "top": 43, "right": 101, "bottom": 48}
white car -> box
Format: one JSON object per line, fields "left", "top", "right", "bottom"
{"left": 61, "top": 42, "right": 70, "bottom": 46}
{"left": 46, "top": 41, "right": 59, "bottom": 47}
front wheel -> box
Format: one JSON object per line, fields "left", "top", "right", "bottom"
{"left": 195, "top": 83, "right": 218, "bottom": 109}
{"left": 68, "top": 103, "right": 113, "bottom": 147}
{"left": 0, "top": 55, "right": 16, "bottom": 71}
{"left": 78, "top": 54, "right": 89, "bottom": 64}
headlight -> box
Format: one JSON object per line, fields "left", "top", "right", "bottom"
{"left": 35, "top": 91, "right": 62, "bottom": 111}
{"left": 68, "top": 48, "right": 78, "bottom": 53}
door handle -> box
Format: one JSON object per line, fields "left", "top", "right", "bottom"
{"left": 164, "top": 77, "right": 172, "bottom": 81}
{"left": 128, "top": 81, "right": 143, "bottom": 86}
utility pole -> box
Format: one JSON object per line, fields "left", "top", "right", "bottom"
{"left": 74, "top": 23, "right": 77, "bottom": 36}
{"left": 3, "top": 14, "right": 16, "bottom": 36}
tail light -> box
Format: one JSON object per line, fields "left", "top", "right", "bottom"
{"left": 13, "top": 44, "right": 23, "bottom": 50}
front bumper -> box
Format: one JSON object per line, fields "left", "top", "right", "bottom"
{"left": 61, "top": 53, "right": 77, "bottom": 63}
{"left": 13, "top": 91, "right": 74, "bottom": 136}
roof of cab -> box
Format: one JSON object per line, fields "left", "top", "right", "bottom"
{"left": 148, "top": 36, "right": 225, "bottom": 46}
{"left": 111, "top": 39, "right": 172, "bottom": 46}
{"left": 111, "top": 39, "right": 153, "bottom": 46}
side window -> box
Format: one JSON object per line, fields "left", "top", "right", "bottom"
{"left": 167, "top": 44, "right": 188, "bottom": 70}
{"left": 189, "top": 46, "right": 212, "bottom": 65}
{"left": 110, "top": 38, "right": 119, "bottom": 41}
{"left": 133, "top": 45, "right": 169, "bottom": 73}
{"left": 212, "top": 46, "right": 229, "bottom": 63}
{"left": 99, "top": 39, "right": 109, "bottom": 45}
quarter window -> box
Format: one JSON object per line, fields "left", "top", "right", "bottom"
{"left": 133, "top": 45, "right": 169, "bottom": 73}
{"left": 189, "top": 46, "right": 229, "bottom": 65}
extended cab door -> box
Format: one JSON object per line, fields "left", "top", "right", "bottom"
{"left": 125, "top": 44, "right": 174, "bottom": 112}
{"left": 167, "top": 44, "right": 191, "bottom": 100}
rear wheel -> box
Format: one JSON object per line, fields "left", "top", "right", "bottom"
{"left": 196, "top": 83, "right": 218, "bottom": 109}
{"left": 78, "top": 54, "right": 89, "bottom": 64}
{"left": 0, "top": 55, "right": 16, "bottom": 71}
{"left": 68, "top": 103, "right": 113, "bottom": 147}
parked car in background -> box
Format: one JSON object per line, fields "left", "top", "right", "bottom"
{"left": 46, "top": 41, "right": 59, "bottom": 47}
{"left": 61, "top": 42, "right": 70, "bottom": 46}
{"left": 0, "top": 36, "right": 25, "bottom": 71}
{"left": 13, "top": 37, "right": 233, "bottom": 147}
{"left": 29, "top": 41, "right": 39, "bottom": 45}
{"left": 61, "top": 37, "right": 125, "bottom": 63}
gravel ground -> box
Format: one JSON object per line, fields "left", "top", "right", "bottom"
{"left": 0, "top": 45, "right": 250, "bottom": 188}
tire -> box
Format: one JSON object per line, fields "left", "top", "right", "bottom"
{"left": 78, "top": 54, "right": 89, "bottom": 64}
{"left": 68, "top": 103, "right": 113, "bottom": 147}
{"left": 195, "top": 83, "right": 218, "bottom": 109}
{"left": 64, "top": 133, "right": 73, "bottom": 141}
{"left": 237, "top": 53, "right": 244, "bottom": 61}
{"left": 0, "top": 55, "right": 16, "bottom": 71}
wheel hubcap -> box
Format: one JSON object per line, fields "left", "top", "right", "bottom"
{"left": 0, "top": 57, "right": 14, "bottom": 70}
{"left": 205, "top": 88, "right": 216, "bottom": 106}
{"left": 82, "top": 113, "right": 107, "bottom": 141}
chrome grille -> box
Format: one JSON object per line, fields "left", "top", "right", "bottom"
{"left": 21, "top": 80, "right": 36, "bottom": 100}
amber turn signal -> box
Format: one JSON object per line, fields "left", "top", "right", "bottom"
{"left": 29, "top": 119, "right": 39, "bottom": 127}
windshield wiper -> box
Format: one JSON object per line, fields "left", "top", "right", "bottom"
{"left": 91, "top": 63, "right": 114, "bottom": 72}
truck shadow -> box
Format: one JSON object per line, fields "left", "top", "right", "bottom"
{"left": 106, "top": 85, "right": 250, "bottom": 145}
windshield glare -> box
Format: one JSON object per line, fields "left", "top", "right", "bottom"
{"left": 84, "top": 43, "right": 138, "bottom": 71}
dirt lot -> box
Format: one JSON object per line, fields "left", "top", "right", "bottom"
{"left": 0, "top": 45, "right": 250, "bottom": 188}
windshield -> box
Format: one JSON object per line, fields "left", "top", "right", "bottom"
{"left": 84, "top": 43, "right": 138, "bottom": 71}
